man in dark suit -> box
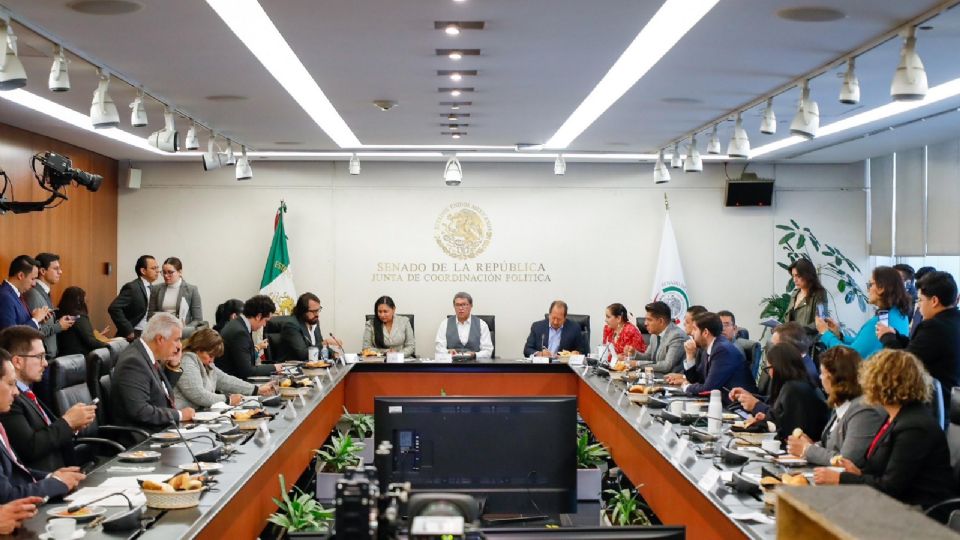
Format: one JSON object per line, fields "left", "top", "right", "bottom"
{"left": 665, "top": 311, "right": 757, "bottom": 403}
{"left": 267, "top": 293, "right": 334, "bottom": 362}
{"left": 0, "top": 327, "right": 96, "bottom": 471}
{"left": 216, "top": 295, "right": 281, "bottom": 379}
{"left": 0, "top": 256, "right": 48, "bottom": 332}
{"left": 522, "top": 300, "right": 585, "bottom": 357}
{"left": 879, "top": 271, "right": 960, "bottom": 411}
{"left": 0, "top": 349, "right": 84, "bottom": 503}
{"left": 108, "top": 255, "right": 159, "bottom": 342}
{"left": 112, "top": 313, "right": 193, "bottom": 440}
{"left": 24, "top": 253, "right": 75, "bottom": 359}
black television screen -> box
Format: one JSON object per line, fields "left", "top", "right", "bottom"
{"left": 374, "top": 396, "right": 577, "bottom": 515}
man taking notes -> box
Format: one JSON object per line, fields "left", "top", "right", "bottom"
{"left": 435, "top": 292, "right": 493, "bottom": 360}
{"left": 522, "top": 300, "right": 585, "bottom": 357}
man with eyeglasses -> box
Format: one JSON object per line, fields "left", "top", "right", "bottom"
{"left": 0, "top": 327, "right": 95, "bottom": 471}
{"left": 108, "top": 255, "right": 159, "bottom": 342}
{"left": 434, "top": 292, "right": 493, "bottom": 360}
{"left": 266, "top": 292, "right": 338, "bottom": 362}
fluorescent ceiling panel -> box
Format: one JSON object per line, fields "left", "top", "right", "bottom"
{"left": 544, "top": 0, "right": 719, "bottom": 149}
{"left": 205, "top": 0, "right": 362, "bottom": 148}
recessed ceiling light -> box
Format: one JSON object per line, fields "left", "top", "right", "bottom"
{"left": 450, "top": 125, "right": 459, "bottom": 130}
{"left": 373, "top": 99, "right": 398, "bottom": 111}
{"left": 445, "top": 24, "right": 460, "bottom": 35}
{"left": 451, "top": 105, "right": 460, "bottom": 110}
{"left": 205, "top": 94, "right": 248, "bottom": 102}
{"left": 450, "top": 72, "right": 462, "bottom": 81}
{"left": 67, "top": 0, "right": 143, "bottom": 15}
{"left": 776, "top": 7, "right": 846, "bottom": 22}
{"left": 448, "top": 115, "right": 458, "bottom": 121}
{"left": 450, "top": 89, "right": 461, "bottom": 97}
{"left": 451, "top": 133, "right": 461, "bottom": 139}
{"left": 449, "top": 51, "right": 463, "bottom": 60}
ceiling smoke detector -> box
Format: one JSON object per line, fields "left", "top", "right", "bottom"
{"left": 373, "top": 100, "right": 397, "bottom": 111}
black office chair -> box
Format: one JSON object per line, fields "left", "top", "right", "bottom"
{"left": 924, "top": 387, "right": 960, "bottom": 527}
{"left": 635, "top": 317, "right": 652, "bottom": 347}
{"left": 265, "top": 315, "right": 296, "bottom": 361}
{"left": 107, "top": 339, "right": 128, "bottom": 364}
{"left": 86, "top": 348, "right": 112, "bottom": 399}
{"left": 47, "top": 355, "right": 137, "bottom": 461}
{"left": 364, "top": 314, "right": 416, "bottom": 335}
{"left": 475, "top": 315, "right": 495, "bottom": 358}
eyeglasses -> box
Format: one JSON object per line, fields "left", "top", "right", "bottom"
{"left": 307, "top": 307, "right": 322, "bottom": 314}
{"left": 18, "top": 353, "right": 46, "bottom": 361}
{"left": 454, "top": 303, "right": 470, "bottom": 309}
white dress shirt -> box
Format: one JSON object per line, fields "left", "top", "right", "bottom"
{"left": 434, "top": 316, "right": 494, "bottom": 359}
{"left": 135, "top": 277, "right": 153, "bottom": 331}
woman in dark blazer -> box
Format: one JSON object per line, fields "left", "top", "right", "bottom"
{"left": 729, "top": 343, "right": 829, "bottom": 441}
{"left": 786, "top": 346, "right": 886, "bottom": 468}
{"left": 814, "top": 349, "right": 957, "bottom": 509}
{"left": 56, "top": 286, "right": 109, "bottom": 357}
{"left": 147, "top": 257, "right": 204, "bottom": 332}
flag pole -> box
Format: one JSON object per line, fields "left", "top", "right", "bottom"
{"left": 664, "top": 192, "right": 670, "bottom": 211}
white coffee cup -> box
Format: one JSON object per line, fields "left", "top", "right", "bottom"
{"left": 307, "top": 347, "right": 320, "bottom": 362}
{"left": 761, "top": 439, "right": 782, "bottom": 454}
{"left": 46, "top": 518, "right": 76, "bottom": 540}
{"left": 669, "top": 400, "right": 684, "bottom": 415}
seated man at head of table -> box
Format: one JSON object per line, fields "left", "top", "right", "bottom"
{"left": 0, "top": 349, "right": 85, "bottom": 503}
{"left": 216, "top": 295, "right": 282, "bottom": 378}
{"left": 522, "top": 300, "right": 585, "bottom": 358}
{"left": 664, "top": 311, "right": 757, "bottom": 404}
{"left": 434, "top": 292, "right": 493, "bottom": 360}
{"left": 112, "top": 313, "right": 194, "bottom": 442}
{"left": 628, "top": 301, "right": 687, "bottom": 374}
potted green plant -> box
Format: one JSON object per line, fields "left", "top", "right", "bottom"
{"left": 576, "top": 426, "right": 610, "bottom": 501}
{"left": 338, "top": 407, "right": 375, "bottom": 463}
{"left": 314, "top": 434, "right": 364, "bottom": 500}
{"left": 267, "top": 474, "right": 334, "bottom": 538}
{"left": 601, "top": 488, "right": 652, "bottom": 527}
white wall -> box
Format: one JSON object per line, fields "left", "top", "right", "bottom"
{"left": 118, "top": 159, "right": 870, "bottom": 357}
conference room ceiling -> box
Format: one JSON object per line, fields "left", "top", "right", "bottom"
{"left": 2, "top": 0, "right": 960, "bottom": 164}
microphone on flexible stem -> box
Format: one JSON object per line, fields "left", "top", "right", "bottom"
{"left": 66, "top": 491, "right": 135, "bottom": 514}
{"left": 329, "top": 333, "right": 346, "bottom": 363}
{"left": 170, "top": 420, "right": 208, "bottom": 476}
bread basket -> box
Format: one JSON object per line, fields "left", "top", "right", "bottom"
{"left": 279, "top": 385, "right": 311, "bottom": 398}
{"left": 141, "top": 487, "right": 204, "bottom": 509}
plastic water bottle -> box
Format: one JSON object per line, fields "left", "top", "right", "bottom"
{"left": 708, "top": 389, "right": 722, "bottom": 436}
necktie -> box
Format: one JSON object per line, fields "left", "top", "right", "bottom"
{"left": 153, "top": 362, "right": 175, "bottom": 408}
{"left": 23, "top": 390, "right": 50, "bottom": 425}
{"left": 652, "top": 334, "right": 661, "bottom": 360}
{"left": 19, "top": 295, "right": 30, "bottom": 316}
{"left": 0, "top": 422, "right": 34, "bottom": 479}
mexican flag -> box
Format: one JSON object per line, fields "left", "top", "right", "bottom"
{"left": 260, "top": 202, "right": 297, "bottom": 316}
{"left": 650, "top": 212, "right": 690, "bottom": 324}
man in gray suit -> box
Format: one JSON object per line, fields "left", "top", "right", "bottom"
{"left": 632, "top": 301, "right": 687, "bottom": 374}
{"left": 24, "top": 253, "right": 74, "bottom": 359}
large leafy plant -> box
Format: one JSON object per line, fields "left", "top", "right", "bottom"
{"left": 603, "top": 488, "right": 652, "bottom": 526}
{"left": 315, "top": 434, "right": 364, "bottom": 473}
{"left": 576, "top": 426, "right": 609, "bottom": 470}
{"left": 763, "top": 220, "right": 868, "bottom": 322}
{"left": 267, "top": 475, "right": 334, "bottom": 533}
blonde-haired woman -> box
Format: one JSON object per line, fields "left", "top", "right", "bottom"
{"left": 813, "top": 349, "right": 956, "bottom": 508}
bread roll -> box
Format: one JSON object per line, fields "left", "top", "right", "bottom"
{"left": 142, "top": 479, "right": 165, "bottom": 491}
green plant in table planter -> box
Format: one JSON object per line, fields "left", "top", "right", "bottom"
{"left": 267, "top": 475, "right": 334, "bottom": 533}
{"left": 338, "top": 407, "right": 374, "bottom": 440}
{"left": 603, "top": 488, "right": 652, "bottom": 526}
{"left": 760, "top": 220, "right": 869, "bottom": 326}
{"left": 576, "top": 431, "right": 609, "bottom": 470}
{"left": 315, "top": 434, "right": 364, "bottom": 473}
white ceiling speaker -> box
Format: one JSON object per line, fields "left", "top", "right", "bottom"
{"left": 706, "top": 124, "right": 721, "bottom": 155}
{"left": 891, "top": 27, "right": 927, "bottom": 101}
{"left": 147, "top": 108, "right": 179, "bottom": 152}
{"left": 90, "top": 72, "right": 120, "bottom": 128}
{"left": 726, "top": 113, "right": 750, "bottom": 158}
{"left": 443, "top": 156, "right": 463, "bottom": 186}
{"left": 683, "top": 135, "right": 702, "bottom": 173}
{"left": 790, "top": 80, "right": 819, "bottom": 139}
{"left": 129, "top": 92, "right": 148, "bottom": 127}
{"left": 0, "top": 24, "right": 27, "bottom": 90}
{"left": 653, "top": 149, "right": 670, "bottom": 184}
{"left": 554, "top": 154, "right": 566, "bottom": 175}
{"left": 670, "top": 142, "right": 682, "bottom": 169}
{"left": 221, "top": 142, "right": 236, "bottom": 165}
{"left": 184, "top": 123, "right": 199, "bottom": 150}
{"left": 48, "top": 46, "right": 70, "bottom": 92}
{"left": 236, "top": 145, "right": 252, "bottom": 180}
{"left": 760, "top": 97, "right": 776, "bottom": 135}
{"left": 348, "top": 153, "right": 361, "bottom": 175}
{"left": 202, "top": 136, "right": 222, "bottom": 171}
{"left": 839, "top": 58, "right": 860, "bottom": 105}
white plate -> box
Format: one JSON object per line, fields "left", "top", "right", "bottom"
{"left": 150, "top": 432, "right": 181, "bottom": 441}
{"left": 46, "top": 505, "right": 106, "bottom": 522}
{"left": 193, "top": 411, "right": 223, "bottom": 422}
{"left": 39, "top": 531, "right": 85, "bottom": 540}
{"left": 117, "top": 450, "right": 161, "bottom": 462}
{"left": 178, "top": 462, "right": 223, "bottom": 472}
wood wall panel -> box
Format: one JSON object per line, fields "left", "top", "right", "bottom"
{"left": 0, "top": 122, "right": 118, "bottom": 329}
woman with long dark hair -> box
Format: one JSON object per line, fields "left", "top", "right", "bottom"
{"left": 785, "top": 257, "right": 828, "bottom": 330}
{"left": 729, "top": 343, "right": 829, "bottom": 440}
{"left": 214, "top": 298, "right": 243, "bottom": 333}
{"left": 601, "top": 303, "right": 646, "bottom": 359}
{"left": 362, "top": 296, "right": 415, "bottom": 357}
{"left": 56, "top": 286, "right": 109, "bottom": 357}
{"left": 818, "top": 266, "right": 911, "bottom": 358}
